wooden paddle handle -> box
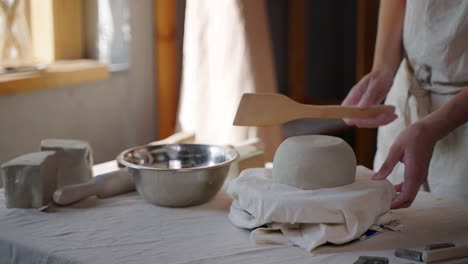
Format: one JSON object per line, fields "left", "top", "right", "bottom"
{"left": 422, "top": 244, "right": 468, "bottom": 263}
{"left": 298, "top": 104, "right": 396, "bottom": 119}
{"left": 53, "top": 180, "right": 101, "bottom": 205}
{"left": 53, "top": 169, "right": 135, "bottom": 205}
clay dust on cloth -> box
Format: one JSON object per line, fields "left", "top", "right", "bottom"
{"left": 226, "top": 166, "right": 401, "bottom": 253}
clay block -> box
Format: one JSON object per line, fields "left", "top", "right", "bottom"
{"left": 41, "top": 139, "right": 93, "bottom": 187}
{"left": 1, "top": 151, "right": 58, "bottom": 208}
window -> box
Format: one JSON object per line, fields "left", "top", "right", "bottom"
{"left": 0, "top": 0, "right": 33, "bottom": 71}
{"left": 0, "top": 0, "right": 129, "bottom": 95}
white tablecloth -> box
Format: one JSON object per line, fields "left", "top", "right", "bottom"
{"left": 1, "top": 166, "right": 468, "bottom": 263}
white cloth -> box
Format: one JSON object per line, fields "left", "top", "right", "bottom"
{"left": 227, "top": 166, "right": 399, "bottom": 253}
{"left": 2, "top": 185, "right": 468, "bottom": 263}
{"left": 374, "top": 1, "right": 468, "bottom": 199}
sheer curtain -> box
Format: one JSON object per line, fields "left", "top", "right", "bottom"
{"left": 177, "top": 0, "right": 282, "bottom": 160}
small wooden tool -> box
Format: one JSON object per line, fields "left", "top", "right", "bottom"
{"left": 353, "top": 256, "right": 388, "bottom": 264}
{"left": 53, "top": 169, "right": 134, "bottom": 205}
{"left": 423, "top": 244, "right": 468, "bottom": 263}
{"left": 395, "top": 243, "right": 468, "bottom": 263}
{"left": 233, "top": 93, "right": 395, "bottom": 126}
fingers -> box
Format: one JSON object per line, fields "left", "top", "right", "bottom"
{"left": 343, "top": 72, "right": 394, "bottom": 127}
{"left": 394, "top": 182, "right": 403, "bottom": 192}
{"left": 391, "top": 183, "right": 412, "bottom": 208}
{"left": 391, "top": 182, "right": 413, "bottom": 208}
{"left": 345, "top": 113, "right": 398, "bottom": 127}
{"left": 391, "top": 186, "right": 418, "bottom": 209}
{"left": 357, "top": 78, "right": 390, "bottom": 108}
{"left": 342, "top": 78, "right": 370, "bottom": 106}
{"left": 373, "top": 143, "right": 404, "bottom": 180}
{"left": 390, "top": 156, "right": 424, "bottom": 209}
{"left": 391, "top": 195, "right": 413, "bottom": 209}
{"left": 358, "top": 87, "right": 379, "bottom": 108}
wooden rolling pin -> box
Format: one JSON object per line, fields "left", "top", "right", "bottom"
{"left": 53, "top": 132, "right": 195, "bottom": 205}
{"left": 53, "top": 169, "right": 133, "bottom": 205}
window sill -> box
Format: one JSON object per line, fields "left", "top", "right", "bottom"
{"left": 0, "top": 60, "right": 109, "bottom": 97}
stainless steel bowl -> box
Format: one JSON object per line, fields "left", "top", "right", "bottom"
{"left": 117, "top": 144, "right": 238, "bottom": 207}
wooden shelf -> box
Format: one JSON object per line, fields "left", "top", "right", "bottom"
{"left": 0, "top": 60, "right": 109, "bottom": 97}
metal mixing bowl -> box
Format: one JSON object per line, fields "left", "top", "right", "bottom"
{"left": 117, "top": 144, "right": 238, "bottom": 207}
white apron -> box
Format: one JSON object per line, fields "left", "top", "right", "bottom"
{"left": 374, "top": 0, "right": 468, "bottom": 199}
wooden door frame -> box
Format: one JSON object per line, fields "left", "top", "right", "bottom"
{"left": 355, "top": 0, "right": 379, "bottom": 168}
{"left": 154, "top": 0, "right": 179, "bottom": 139}
{"left": 287, "top": 0, "right": 379, "bottom": 168}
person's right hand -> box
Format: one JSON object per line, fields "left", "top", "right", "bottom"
{"left": 342, "top": 70, "right": 398, "bottom": 127}
{"left": 372, "top": 121, "right": 436, "bottom": 209}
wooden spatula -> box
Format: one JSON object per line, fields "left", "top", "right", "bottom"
{"left": 233, "top": 93, "right": 395, "bottom": 126}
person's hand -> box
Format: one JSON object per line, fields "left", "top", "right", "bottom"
{"left": 372, "top": 122, "right": 437, "bottom": 209}
{"left": 342, "top": 70, "right": 397, "bottom": 127}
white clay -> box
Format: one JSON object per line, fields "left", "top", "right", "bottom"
{"left": 41, "top": 139, "right": 93, "bottom": 187}
{"left": 272, "top": 135, "right": 356, "bottom": 190}
{"left": 1, "top": 151, "right": 58, "bottom": 208}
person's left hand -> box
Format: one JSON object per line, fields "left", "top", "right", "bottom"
{"left": 372, "top": 122, "right": 437, "bottom": 209}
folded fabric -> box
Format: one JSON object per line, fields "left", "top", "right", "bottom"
{"left": 227, "top": 166, "right": 399, "bottom": 252}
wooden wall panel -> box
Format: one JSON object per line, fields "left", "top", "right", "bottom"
{"left": 355, "top": 0, "right": 379, "bottom": 168}
{"left": 287, "top": 0, "right": 306, "bottom": 102}
{"left": 154, "top": 0, "right": 178, "bottom": 139}
{"left": 30, "top": 0, "right": 84, "bottom": 62}
{"left": 356, "top": 0, "right": 379, "bottom": 80}
{"left": 53, "top": 0, "right": 84, "bottom": 60}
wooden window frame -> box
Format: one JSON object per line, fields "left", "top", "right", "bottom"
{"left": 0, "top": 0, "right": 109, "bottom": 96}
